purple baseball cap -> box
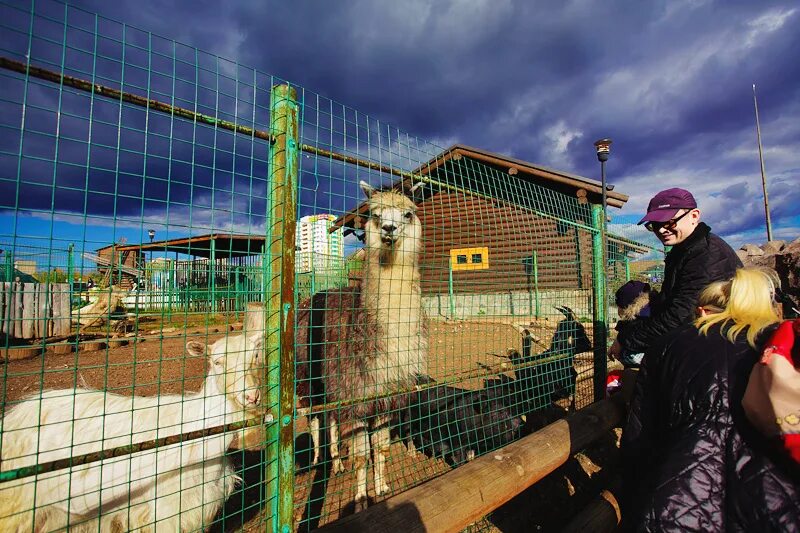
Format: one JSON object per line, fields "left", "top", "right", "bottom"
{"left": 638, "top": 188, "right": 697, "bottom": 225}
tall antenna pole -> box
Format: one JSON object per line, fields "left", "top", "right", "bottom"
{"left": 753, "top": 83, "right": 773, "bottom": 241}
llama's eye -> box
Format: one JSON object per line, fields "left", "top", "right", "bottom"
{"left": 404, "top": 212, "right": 413, "bottom": 220}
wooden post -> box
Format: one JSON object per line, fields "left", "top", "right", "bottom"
{"left": 13, "top": 280, "right": 22, "bottom": 339}
{"left": 22, "top": 283, "right": 35, "bottom": 339}
{"left": 316, "top": 396, "right": 627, "bottom": 533}
{"left": 265, "top": 83, "right": 299, "bottom": 533}
{"left": 0, "top": 282, "right": 6, "bottom": 336}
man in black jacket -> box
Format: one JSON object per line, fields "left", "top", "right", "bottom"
{"left": 609, "top": 188, "right": 742, "bottom": 359}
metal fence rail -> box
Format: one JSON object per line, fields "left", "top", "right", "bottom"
{"left": 0, "top": 1, "right": 664, "bottom": 532}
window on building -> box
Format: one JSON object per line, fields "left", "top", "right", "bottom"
{"left": 456, "top": 254, "right": 468, "bottom": 264}
{"left": 471, "top": 254, "right": 482, "bottom": 264}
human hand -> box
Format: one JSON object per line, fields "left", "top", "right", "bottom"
{"left": 608, "top": 339, "right": 622, "bottom": 361}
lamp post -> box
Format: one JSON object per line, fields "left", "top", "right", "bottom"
{"left": 592, "top": 138, "right": 612, "bottom": 402}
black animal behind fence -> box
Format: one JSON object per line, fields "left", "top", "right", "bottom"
{"left": 399, "top": 375, "right": 523, "bottom": 467}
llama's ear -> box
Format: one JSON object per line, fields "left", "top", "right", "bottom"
{"left": 360, "top": 180, "right": 376, "bottom": 198}
{"left": 408, "top": 181, "right": 425, "bottom": 203}
{"left": 186, "top": 341, "right": 207, "bottom": 357}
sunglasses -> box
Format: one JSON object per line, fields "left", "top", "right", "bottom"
{"left": 644, "top": 209, "right": 693, "bottom": 232}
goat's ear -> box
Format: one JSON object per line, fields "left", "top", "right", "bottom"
{"left": 249, "top": 335, "right": 264, "bottom": 355}
{"left": 186, "top": 341, "right": 207, "bottom": 357}
{"left": 360, "top": 180, "right": 376, "bottom": 198}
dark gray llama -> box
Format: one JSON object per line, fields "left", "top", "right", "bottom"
{"left": 296, "top": 180, "right": 427, "bottom": 506}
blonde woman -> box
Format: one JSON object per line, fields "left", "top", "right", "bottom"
{"left": 620, "top": 268, "right": 799, "bottom": 532}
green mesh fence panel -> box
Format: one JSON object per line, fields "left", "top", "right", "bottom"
{"left": 0, "top": 1, "right": 664, "bottom": 532}
{"left": 0, "top": 1, "right": 288, "bottom": 531}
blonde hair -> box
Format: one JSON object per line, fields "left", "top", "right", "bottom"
{"left": 694, "top": 268, "right": 780, "bottom": 347}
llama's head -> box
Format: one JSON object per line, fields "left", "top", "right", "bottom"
{"left": 360, "top": 180, "right": 424, "bottom": 262}
{"left": 187, "top": 334, "right": 263, "bottom": 409}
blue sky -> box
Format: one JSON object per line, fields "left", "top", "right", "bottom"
{"left": 1, "top": 0, "right": 798, "bottom": 268}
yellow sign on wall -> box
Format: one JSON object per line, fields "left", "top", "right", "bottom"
{"left": 450, "top": 247, "right": 489, "bottom": 271}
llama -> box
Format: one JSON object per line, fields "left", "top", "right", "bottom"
{"left": 296, "top": 179, "right": 427, "bottom": 506}
{"left": 0, "top": 333, "right": 263, "bottom": 532}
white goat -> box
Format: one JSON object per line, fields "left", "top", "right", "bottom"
{"left": 0, "top": 333, "right": 263, "bottom": 532}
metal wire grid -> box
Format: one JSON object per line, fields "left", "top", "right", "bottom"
{"left": 291, "top": 91, "right": 607, "bottom": 528}
{"left": 0, "top": 1, "right": 284, "bottom": 531}
{"left": 0, "top": 1, "right": 665, "bottom": 531}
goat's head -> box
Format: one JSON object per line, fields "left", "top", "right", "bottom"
{"left": 187, "top": 334, "right": 263, "bottom": 409}
{"left": 551, "top": 306, "right": 592, "bottom": 355}
{"left": 360, "top": 180, "right": 424, "bottom": 260}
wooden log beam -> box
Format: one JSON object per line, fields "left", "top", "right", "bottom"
{"left": 561, "top": 485, "right": 622, "bottom": 533}
{"left": 315, "top": 395, "right": 627, "bottom": 533}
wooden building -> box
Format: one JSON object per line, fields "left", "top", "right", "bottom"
{"left": 333, "top": 144, "right": 631, "bottom": 296}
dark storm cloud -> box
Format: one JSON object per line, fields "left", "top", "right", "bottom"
{"left": 5, "top": 0, "right": 799, "bottom": 246}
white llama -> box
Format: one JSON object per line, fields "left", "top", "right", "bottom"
{"left": 296, "top": 179, "right": 428, "bottom": 507}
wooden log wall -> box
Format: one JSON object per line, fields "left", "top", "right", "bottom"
{"left": 417, "top": 191, "right": 594, "bottom": 294}
{"left": 0, "top": 282, "right": 70, "bottom": 340}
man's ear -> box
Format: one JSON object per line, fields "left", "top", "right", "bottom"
{"left": 691, "top": 208, "right": 701, "bottom": 222}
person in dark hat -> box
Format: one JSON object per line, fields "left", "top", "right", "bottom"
{"left": 614, "top": 280, "right": 655, "bottom": 367}
{"left": 609, "top": 188, "right": 742, "bottom": 360}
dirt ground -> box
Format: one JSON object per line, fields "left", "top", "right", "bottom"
{"left": 0, "top": 315, "right": 608, "bottom": 532}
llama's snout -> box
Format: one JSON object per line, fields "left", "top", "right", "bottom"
{"left": 381, "top": 224, "right": 399, "bottom": 244}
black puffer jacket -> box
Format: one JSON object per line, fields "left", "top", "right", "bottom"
{"left": 621, "top": 323, "right": 800, "bottom": 532}
{"left": 618, "top": 223, "right": 741, "bottom": 353}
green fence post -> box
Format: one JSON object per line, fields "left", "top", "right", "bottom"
{"left": 624, "top": 256, "right": 631, "bottom": 282}
{"left": 448, "top": 256, "right": 455, "bottom": 319}
{"left": 591, "top": 204, "right": 608, "bottom": 403}
{"left": 5, "top": 249, "right": 13, "bottom": 281}
{"left": 265, "top": 83, "right": 299, "bottom": 533}
{"left": 532, "top": 250, "right": 540, "bottom": 318}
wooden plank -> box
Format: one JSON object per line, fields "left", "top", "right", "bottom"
{"left": 35, "top": 282, "right": 47, "bottom": 338}
{"left": 31, "top": 283, "right": 40, "bottom": 338}
{"left": 39, "top": 283, "right": 52, "bottom": 338}
{"left": 22, "top": 282, "right": 35, "bottom": 339}
{"left": 2, "top": 282, "right": 11, "bottom": 336}
{"left": 12, "top": 281, "right": 23, "bottom": 339}
{"left": 54, "top": 284, "right": 70, "bottom": 336}
{"left": 316, "top": 396, "right": 628, "bottom": 533}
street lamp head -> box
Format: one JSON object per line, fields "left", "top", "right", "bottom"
{"left": 148, "top": 229, "right": 156, "bottom": 243}
{"left": 594, "top": 138, "right": 612, "bottom": 162}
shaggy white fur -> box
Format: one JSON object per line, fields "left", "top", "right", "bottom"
{"left": 0, "top": 333, "right": 263, "bottom": 532}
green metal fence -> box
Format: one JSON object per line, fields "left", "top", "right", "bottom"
{"left": 0, "top": 1, "right": 664, "bottom": 532}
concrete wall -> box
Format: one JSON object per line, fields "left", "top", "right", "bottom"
{"left": 423, "top": 289, "right": 595, "bottom": 320}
